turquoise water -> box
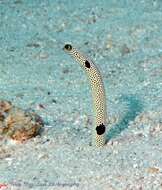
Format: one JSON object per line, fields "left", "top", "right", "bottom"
{"left": 0, "top": 0, "right": 162, "bottom": 189}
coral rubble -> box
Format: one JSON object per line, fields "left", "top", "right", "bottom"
{"left": 0, "top": 100, "right": 43, "bottom": 142}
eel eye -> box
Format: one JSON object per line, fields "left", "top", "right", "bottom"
{"left": 64, "top": 44, "right": 72, "bottom": 51}
{"left": 85, "top": 60, "right": 91, "bottom": 68}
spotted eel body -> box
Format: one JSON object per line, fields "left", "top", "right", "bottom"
{"left": 64, "top": 44, "right": 107, "bottom": 147}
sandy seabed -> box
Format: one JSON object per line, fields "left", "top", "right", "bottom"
{"left": 0, "top": 0, "right": 162, "bottom": 189}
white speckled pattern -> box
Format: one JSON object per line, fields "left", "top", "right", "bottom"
{"left": 64, "top": 44, "right": 107, "bottom": 147}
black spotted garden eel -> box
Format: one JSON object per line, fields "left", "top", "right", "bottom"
{"left": 64, "top": 44, "right": 107, "bottom": 147}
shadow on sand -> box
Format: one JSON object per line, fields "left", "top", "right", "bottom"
{"left": 106, "top": 95, "right": 143, "bottom": 141}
